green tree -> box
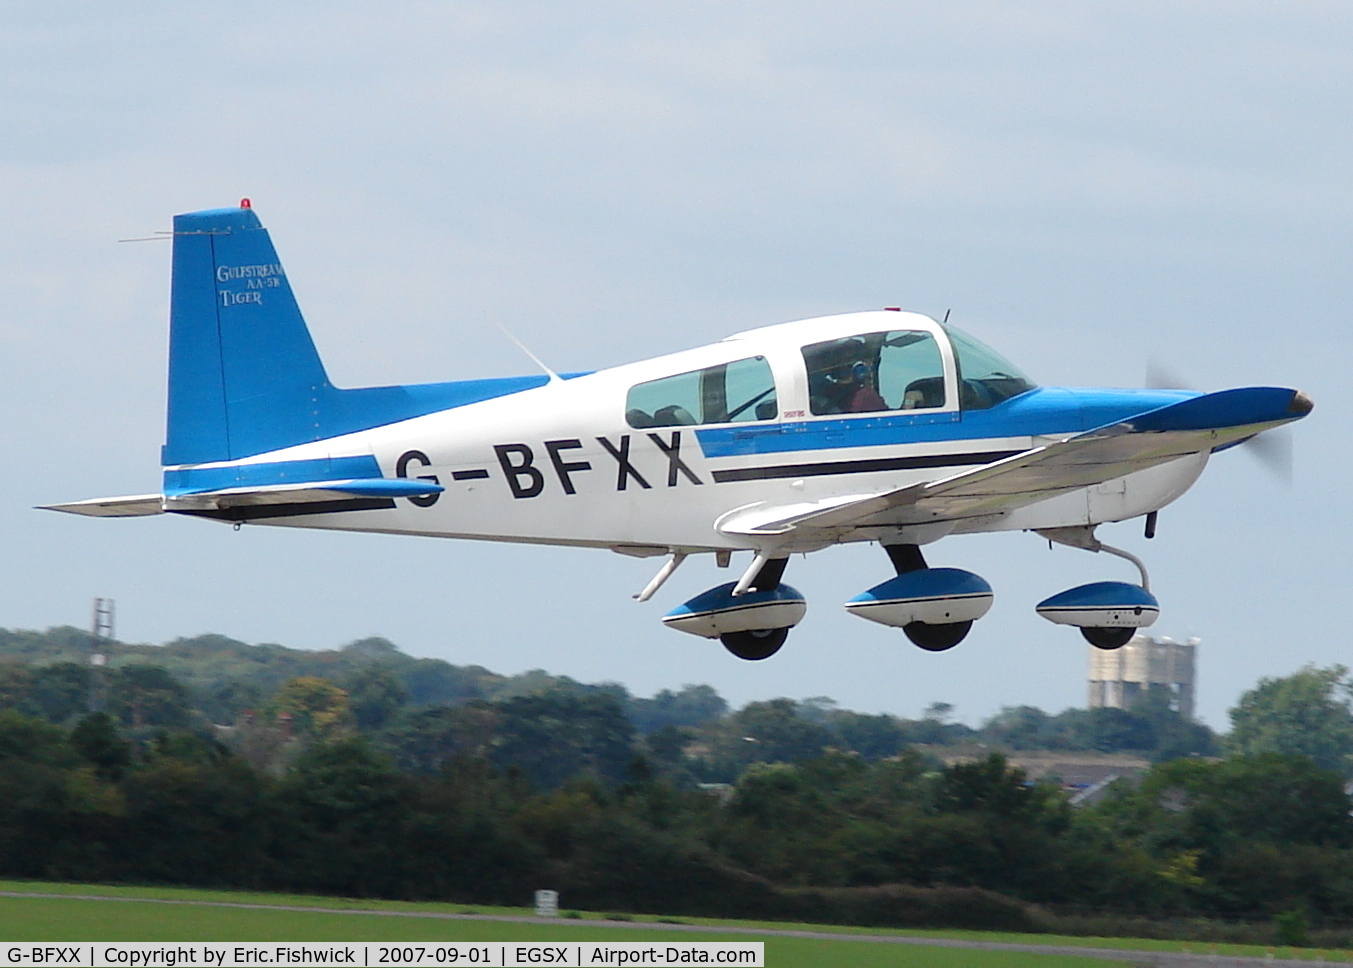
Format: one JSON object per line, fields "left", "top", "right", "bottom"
{"left": 377, "top": 704, "right": 497, "bottom": 774}
{"left": 107, "top": 665, "right": 192, "bottom": 728}
{"left": 628, "top": 684, "right": 727, "bottom": 734}
{"left": 700, "top": 699, "right": 835, "bottom": 779}
{"left": 70, "top": 712, "right": 132, "bottom": 780}
{"left": 343, "top": 665, "right": 408, "bottom": 730}
{"left": 489, "top": 689, "right": 636, "bottom": 789}
{"left": 827, "top": 711, "right": 908, "bottom": 761}
{"left": 269, "top": 676, "right": 353, "bottom": 739}
{"left": 0, "top": 666, "right": 37, "bottom": 716}
{"left": 981, "top": 705, "right": 1052, "bottom": 749}
{"left": 934, "top": 753, "right": 1068, "bottom": 832}
{"left": 1132, "top": 688, "right": 1218, "bottom": 761}
{"left": 0, "top": 709, "right": 78, "bottom": 767}
{"left": 1085, "top": 752, "right": 1353, "bottom": 916}
{"left": 29, "top": 663, "right": 90, "bottom": 723}
{"left": 1226, "top": 665, "right": 1353, "bottom": 776}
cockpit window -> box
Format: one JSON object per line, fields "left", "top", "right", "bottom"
{"left": 626, "top": 356, "right": 777, "bottom": 429}
{"left": 944, "top": 325, "right": 1036, "bottom": 410}
{"left": 803, "top": 331, "right": 946, "bottom": 416}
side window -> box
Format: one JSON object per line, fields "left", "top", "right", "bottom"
{"left": 627, "top": 356, "right": 777, "bottom": 429}
{"left": 803, "top": 331, "right": 946, "bottom": 416}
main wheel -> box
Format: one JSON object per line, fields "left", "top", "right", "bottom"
{"left": 903, "top": 620, "right": 972, "bottom": 651}
{"left": 720, "top": 627, "right": 790, "bottom": 660}
{"left": 1081, "top": 626, "right": 1134, "bottom": 650}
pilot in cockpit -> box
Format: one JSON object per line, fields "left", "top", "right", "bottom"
{"left": 807, "top": 340, "right": 887, "bottom": 414}
{"left": 843, "top": 361, "right": 887, "bottom": 413}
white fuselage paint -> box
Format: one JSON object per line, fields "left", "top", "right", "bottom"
{"left": 166, "top": 312, "right": 1209, "bottom": 557}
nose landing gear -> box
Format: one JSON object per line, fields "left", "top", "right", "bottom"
{"left": 1081, "top": 626, "right": 1135, "bottom": 650}
{"left": 1035, "top": 526, "right": 1160, "bottom": 650}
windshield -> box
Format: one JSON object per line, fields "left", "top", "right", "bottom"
{"left": 944, "top": 325, "right": 1036, "bottom": 409}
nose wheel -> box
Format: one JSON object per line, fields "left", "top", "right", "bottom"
{"left": 1035, "top": 527, "right": 1160, "bottom": 650}
{"left": 1081, "top": 626, "right": 1135, "bottom": 650}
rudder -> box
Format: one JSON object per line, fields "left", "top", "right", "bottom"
{"left": 165, "top": 202, "right": 331, "bottom": 465}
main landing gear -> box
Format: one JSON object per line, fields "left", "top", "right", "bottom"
{"left": 717, "top": 557, "right": 793, "bottom": 660}
{"left": 843, "top": 544, "right": 994, "bottom": 651}
{"left": 659, "top": 555, "right": 806, "bottom": 661}
{"left": 655, "top": 522, "right": 1161, "bottom": 659}
{"left": 720, "top": 626, "right": 791, "bottom": 660}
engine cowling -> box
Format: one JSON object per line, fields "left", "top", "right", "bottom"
{"left": 662, "top": 582, "right": 807, "bottom": 639}
{"left": 1035, "top": 581, "right": 1159, "bottom": 629}
{"left": 844, "top": 568, "right": 993, "bottom": 628}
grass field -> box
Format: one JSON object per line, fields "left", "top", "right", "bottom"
{"left": 0, "top": 880, "right": 1345, "bottom": 967}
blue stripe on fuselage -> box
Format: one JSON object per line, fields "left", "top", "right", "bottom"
{"left": 694, "top": 387, "right": 1196, "bottom": 458}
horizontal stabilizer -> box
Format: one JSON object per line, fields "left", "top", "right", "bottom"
{"left": 43, "top": 478, "right": 441, "bottom": 518}
{"left": 40, "top": 494, "right": 165, "bottom": 518}
{"left": 164, "top": 478, "right": 443, "bottom": 512}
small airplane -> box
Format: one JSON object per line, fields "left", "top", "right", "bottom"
{"left": 46, "top": 201, "right": 1313, "bottom": 660}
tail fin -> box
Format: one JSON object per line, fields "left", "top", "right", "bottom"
{"left": 165, "top": 202, "right": 331, "bottom": 464}
{"left": 164, "top": 203, "right": 564, "bottom": 468}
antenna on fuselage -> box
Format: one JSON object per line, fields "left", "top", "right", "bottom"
{"left": 942, "top": 308, "right": 951, "bottom": 324}
{"left": 488, "top": 313, "right": 561, "bottom": 384}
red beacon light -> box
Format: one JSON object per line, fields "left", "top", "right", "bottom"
{"left": 240, "top": 198, "right": 252, "bottom": 209}
{"left": 883, "top": 306, "right": 901, "bottom": 311}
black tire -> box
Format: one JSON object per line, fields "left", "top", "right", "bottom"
{"left": 720, "top": 627, "right": 790, "bottom": 660}
{"left": 1081, "top": 626, "right": 1135, "bottom": 650}
{"left": 903, "top": 620, "right": 972, "bottom": 651}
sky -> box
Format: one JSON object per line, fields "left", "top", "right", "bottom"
{"left": 1, "top": 2, "right": 1349, "bottom": 727}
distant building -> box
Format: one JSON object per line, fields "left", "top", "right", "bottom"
{"left": 1088, "top": 634, "right": 1197, "bottom": 720}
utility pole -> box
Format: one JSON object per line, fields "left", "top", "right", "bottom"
{"left": 89, "top": 598, "right": 114, "bottom": 713}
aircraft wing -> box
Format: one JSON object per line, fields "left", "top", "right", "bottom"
{"left": 42, "top": 478, "right": 443, "bottom": 518}
{"left": 719, "top": 386, "right": 1311, "bottom": 539}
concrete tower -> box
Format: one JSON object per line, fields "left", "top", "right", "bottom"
{"left": 1088, "top": 634, "right": 1197, "bottom": 720}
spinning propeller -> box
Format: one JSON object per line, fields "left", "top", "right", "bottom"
{"left": 1146, "top": 359, "right": 1294, "bottom": 483}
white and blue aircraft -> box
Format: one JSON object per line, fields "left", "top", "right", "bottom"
{"left": 47, "top": 202, "right": 1313, "bottom": 660}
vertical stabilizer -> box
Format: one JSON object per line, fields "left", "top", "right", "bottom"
{"left": 165, "top": 203, "right": 331, "bottom": 465}
{"left": 163, "top": 202, "right": 572, "bottom": 471}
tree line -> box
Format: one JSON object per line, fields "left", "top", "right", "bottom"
{"left": 0, "top": 628, "right": 1224, "bottom": 767}
{"left": 2, "top": 626, "right": 1353, "bottom": 939}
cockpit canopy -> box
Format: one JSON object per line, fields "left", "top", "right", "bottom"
{"left": 624, "top": 317, "right": 1035, "bottom": 429}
